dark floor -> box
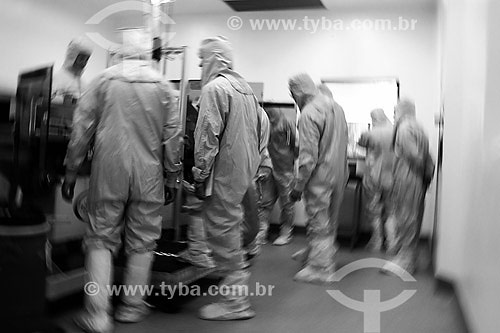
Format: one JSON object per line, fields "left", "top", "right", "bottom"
{"left": 52, "top": 234, "right": 468, "bottom": 333}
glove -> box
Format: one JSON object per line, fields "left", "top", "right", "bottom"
{"left": 61, "top": 179, "right": 76, "bottom": 202}
{"left": 289, "top": 189, "right": 302, "bottom": 202}
{"left": 194, "top": 181, "right": 206, "bottom": 200}
{"left": 61, "top": 171, "right": 77, "bottom": 202}
{"left": 164, "top": 186, "right": 176, "bottom": 205}
{"left": 256, "top": 166, "right": 272, "bottom": 182}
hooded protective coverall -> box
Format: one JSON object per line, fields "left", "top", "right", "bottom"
{"left": 358, "top": 109, "right": 394, "bottom": 251}
{"left": 65, "top": 59, "right": 182, "bottom": 331}
{"left": 52, "top": 37, "right": 93, "bottom": 103}
{"left": 290, "top": 76, "right": 348, "bottom": 284}
{"left": 383, "top": 99, "right": 434, "bottom": 275}
{"left": 193, "top": 37, "right": 260, "bottom": 320}
{"left": 266, "top": 107, "right": 297, "bottom": 245}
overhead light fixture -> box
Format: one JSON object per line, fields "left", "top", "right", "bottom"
{"left": 223, "top": 0, "right": 325, "bottom": 12}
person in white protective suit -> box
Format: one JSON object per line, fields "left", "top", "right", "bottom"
{"left": 265, "top": 106, "right": 298, "bottom": 246}
{"left": 381, "top": 99, "right": 434, "bottom": 275}
{"left": 245, "top": 107, "right": 275, "bottom": 258}
{"left": 61, "top": 42, "right": 182, "bottom": 332}
{"left": 289, "top": 77, "right": 348, "bottom": 284}
{"left": 192, "top": 36, "right": 261, "bottom": 320}
{"left": 52, "top": 37, "right": 93, "bottom": 104}
{"left": 357, "top": 109, "right": 395, "bottom": 252}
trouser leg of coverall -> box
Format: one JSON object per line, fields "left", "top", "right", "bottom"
{"left": 383, "top": 190, "right": 425, "bottom": 275}
{"left": 384, "top": 214, "right": 399, "bottom": 255}
{"left": 295, "top": 184, "right": 344, "bottom": 284}
{"left": 77, "top": 200, "right": 126, "bottom": 332}
{"left": 114, "top": 252, "right": 153, "bottom": 323}
{"left": 247, "top": 205, "right": 273, "bottom": 256}
{"left": 199, "top": 189, "right": 254, "bottom": 320}
{"left": 75, "top": 249, "right": 114, "bottom": 333}
{"left": 273, "top": 172, "right": 295, "bottom": 245}
{"left": 367, "top": 217, "right": 384, "bottom": 252}
{"left": 365, "top": 188, "right": 384, "bottom": 252}
{"left": 179, "top": 212, "right": 216, "bottom": 268}
{"left": 114, "top": 201, "right": 163, "bottom": 322}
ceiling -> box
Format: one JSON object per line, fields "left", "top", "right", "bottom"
{"left": 80, "top": 0, "right": 437, "bottom": 15}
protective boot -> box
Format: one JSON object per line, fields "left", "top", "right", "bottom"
{"left": 272, "top": 225, "right": 293, "bottom": 246}
{"left": 366, "top": 217, "right": 384, "bottom": 252}
{"left": 291, "top": 247, "right": 309, "bottom": 264}
{"left": 246, "top": 225, "right": 268, "bottom": 257}
{"left": 74, "top": 249, "right": 114, "bottom": 333}
{"left": 114, "top": 252, "right": 153, "bottom": 323}
{"left": 293, "top": 264, "right": 336, "bottom": 285}
{"left": 380, "top": 257, "right": 415, "bottom": 276}
{"left": 178, "top": 214, "right": 216, "bottom": 269}
{"left": 199, "top": 270, "right": 255, "bottom": 321}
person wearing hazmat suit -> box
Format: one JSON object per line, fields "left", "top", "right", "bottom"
{"left": 61, "top": 40, "right": 182, "bottom": 332}
{"left": 245, "top": 107, "right": 275, "bottom": 257}
{"left": 382, "top": 99, "right": 434, "bottom": 275}
{"left": 192, "top": 36, "right": 261, "bottom": 320}
{"left": 265, "top": 106, "right": 298, "bottom": 246}
{"left": 357, "top": 109, "right": 395, "bottom": 252}
{"left": 289, "top": 76, "right": 348, "bottom": 284}
{"left": 52, "top": 37, "right": 93, "bottom": 104}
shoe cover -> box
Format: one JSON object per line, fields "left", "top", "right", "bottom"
{"left": 115, "top": 252, "right": 153, "bottom": 323}
{"left": 114, "top": 303, "right": 150, "bottom": 323}
{"left": 380, "top": 258, "right": 416, "bottom": 276}
{"left": 78, "top": 249, "right": 113, "bottom": 332}
{"left": 273, "top": 233, "right": 292, "bottom": 246}
{"left": 273, "top": 224, "right": 293, "bottom": 246}
{"left": 74, "top": 311, "right": 113, "bottom": 333}
{"left": 177, "top": 249, "right": 216, "bottom": 269}
{"left": 293, "top": 264, "right": 336, "bottom": 285}
{"left": 199, "top": 302, "right": 255, "bottom": 321}
{"left": 200, "top": 269, "right": 253, "bottom": 320}
{"left": 291, "top": 247, "right": 309, "bottom": 263}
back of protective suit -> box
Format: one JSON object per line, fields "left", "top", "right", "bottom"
{"left": 66, "top": 60, "right": 181, "bottom": 204}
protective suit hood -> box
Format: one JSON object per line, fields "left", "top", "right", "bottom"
{"left": 219, "top": 69, "right": 254, "bottom": 95}
{"left": 289, "top": 74, "right": 318, "bottom": 110}
{"left": 318, "top": 83, "right": 333, "bottom": 99}
{"left": 63, "top": 37, "right": 93, "bottom": 76}
{"left": 103, "top": 60, "right": 163, "bottom": 83}
{"left": 395, "top": 99, "right": 416, "bottom": 123}
{"left": 199, "top": 36, "right": 233, "bottom": 86}
{"left": 370, "top": 109, "right": 391, "bottom": 127}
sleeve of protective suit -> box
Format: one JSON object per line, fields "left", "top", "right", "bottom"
{"left": 295, "top": 110, "right": 321, "bottom": 192}
{"left": 258, "top": 108, "right": 273, "bottom": 170}
{"left": 64, "top": 76, "right": 101, "bottom": 173}
{"left": 162, "top": 83, "right": 183, "bottom": 188}
{"left": 395, "top": 123, "right": 426, "bottom": 174}
{"left": 192, "top": 83, "right": 227, "bottom": 182}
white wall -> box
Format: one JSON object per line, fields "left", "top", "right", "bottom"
{"left": 0, "top": 0, "right": 110, "bottom": 95}
{"left": 167, "top": 6, "right": 439, "bottom": 234}
{"left": 437, "top": 0, "right": 500, "bottom": 331}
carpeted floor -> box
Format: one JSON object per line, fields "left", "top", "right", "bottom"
{"left": 52, "top": 233, "right": 468, "bottom": 333}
